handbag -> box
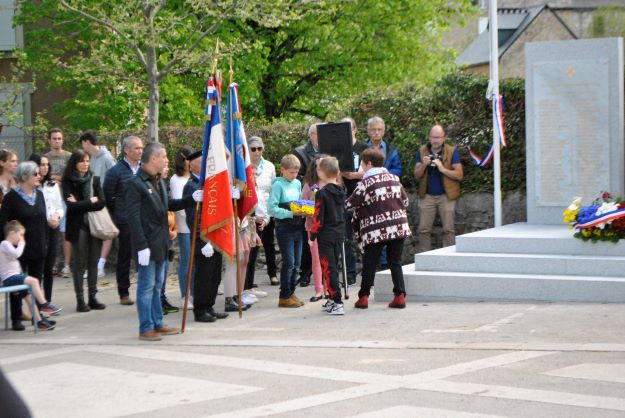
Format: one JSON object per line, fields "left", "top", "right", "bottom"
{"left": 87, "top": 178, "right": 119, "bottom": 240}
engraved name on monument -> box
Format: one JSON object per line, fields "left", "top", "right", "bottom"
{"left": 534, "top": 59, "right": 609, "bottom": 206}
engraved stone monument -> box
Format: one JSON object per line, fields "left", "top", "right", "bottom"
{"left": 526, "top": 38, "right": 624, "bottom": 224}
{"left": 378, "top": 38, "right": 625, "bottom": 303}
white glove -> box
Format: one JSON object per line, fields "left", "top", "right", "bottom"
{"left": 201, "top": 242, "right": 214, "bottom": 258}
{"left": 138, "top": 248, "right": 151, "bottom": 266}
{"left": 192, "top": 189, "right": 204, "bottom": 202}
{"left": 231, "top": 186, "right": 240, "bottom": 200}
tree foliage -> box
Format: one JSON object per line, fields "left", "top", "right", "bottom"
{"left": 15, "top": 0, "right": 475, "bottom": 134}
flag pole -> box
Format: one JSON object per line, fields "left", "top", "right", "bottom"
{"left": 229, "top": 59, "right": 243, "bottom": 319}
{"left": 490, "top": 0, "right": 502, "bottom": 227}
{"left": 182, "top": 46, "right": 221, "bottom": 332}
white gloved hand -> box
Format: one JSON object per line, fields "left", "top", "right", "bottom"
{"left": 138, "top": 248, "right": 151, "bottom": 266}
{"left": 231, "top": 186, "right": 240, "bottom": 200}
{"left": 201, "top": 242, "right": 214, "bottom": 258}
{"left": 192, "top": 189, "right": 204, "bottom": 202}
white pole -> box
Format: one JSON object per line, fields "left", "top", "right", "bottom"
{"left": 489, "top": 0, "right": 502, "bottom": 227}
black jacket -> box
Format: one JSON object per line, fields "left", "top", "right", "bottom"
{"left": 0, "top": 189, "right": 48, "bottom": 261}
{"left": 62, "top": 175, "right": 106, "bottom": 243}
{"left": 103, "top": 159, "right": 136, "bottom": 225}
{"left": 294, "top": 141, "right": 319, "bottom": 181}
{"left": 310, "top": 183, "right": 346, "bottom": 242}
{"left": 183, "top": 174, "right": 205, "bottom": 256}
{"left": 126, "top": 168, "right": 195, "bottom": 262}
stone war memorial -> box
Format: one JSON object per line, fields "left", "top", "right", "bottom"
{"left": 378, "top": 38, "right": 625, "bottom": 303}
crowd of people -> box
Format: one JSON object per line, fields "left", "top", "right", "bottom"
{"left": 0, "top": 117, "right": 463, "bottom": 340}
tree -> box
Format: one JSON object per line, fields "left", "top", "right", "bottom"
{"left": 16, "top": 0, "right": 323, "bottom": 142}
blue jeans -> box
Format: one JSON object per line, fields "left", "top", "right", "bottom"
{"left": 136, "top": 260, "right": 166, "bottom": 334}
{"left": 276, "top": 224, "right": 303, "bottom": 299}
{"left": 177, "top": 233, "right": 193, "bottom": 298}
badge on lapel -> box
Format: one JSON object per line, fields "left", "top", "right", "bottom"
{"left": 148, "top": 188, "right": 153, "bottom": 194}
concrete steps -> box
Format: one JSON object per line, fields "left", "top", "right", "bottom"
{"left": 374, "top": 223, "right": 625, "bottom": 303}
{"left": 415, "top": 247, "right": 625, "bottom": 277}
{"left": 375, "top": 265, "right": 625, "bottom": 303}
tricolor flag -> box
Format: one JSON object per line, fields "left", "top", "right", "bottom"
{"left": 469, "top": 94, "right": 507, "bottom": 167}
{"left": 225, "top": 82, "right": 258, "bottom": 221}
{"left": 199, "top": 74, "right": 234, "bottom": 260}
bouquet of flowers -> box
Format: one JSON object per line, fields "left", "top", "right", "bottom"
{"left": 290, "top": 199, "right": 315, "bottom": 216}
{"left": 563, "top": 192, "right": 625, "bottom": 243}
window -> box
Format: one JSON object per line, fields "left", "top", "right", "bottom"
{"left": 0, "top": 0, "right": 17, "bottom": 51}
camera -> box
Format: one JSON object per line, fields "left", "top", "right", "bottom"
{"left": 428, "top": 153, "right": 441, "bottom": 167}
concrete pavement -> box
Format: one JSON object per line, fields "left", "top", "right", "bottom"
{"left": 1, "top": 269, "right": 625, "bottom": 417}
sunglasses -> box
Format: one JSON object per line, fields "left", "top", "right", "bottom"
{"left": 250, "top": 147, "right": 263, "bottom": 152}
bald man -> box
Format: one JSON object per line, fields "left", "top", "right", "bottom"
{"left": 414, "top": 125, "right": 463, "bottom": 252}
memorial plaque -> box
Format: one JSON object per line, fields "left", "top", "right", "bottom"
{"left": 526, "top": 39, "right": 624, "bottom": 224}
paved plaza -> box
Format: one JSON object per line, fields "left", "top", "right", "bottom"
{"left": 1, "top": 269, "right": 625, "bottom": 418}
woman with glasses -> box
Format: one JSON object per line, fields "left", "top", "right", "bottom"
{"left": 29, "top": 153, "right": 64, "bottom": 303}
{"left": 0, "top": 161, "right": 50, "bottom": 330}
{"left": 245, "top": 136, "right": 279, "bottom": 288}
{"left": 62, "top": 150, "right": 106, "bottom": 312}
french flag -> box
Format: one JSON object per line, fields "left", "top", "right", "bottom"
{"left": 226, "top": 82, "right": 258, "bottom": 221}
{"left": 199, "top": 74, "right": 234, "bottom": 260}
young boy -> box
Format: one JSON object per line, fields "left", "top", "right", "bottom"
{"left": 309, "top": 156, "right": 346, "bottom": 315}
{"left": 268, "top": 154, "right": 305, "bottom": 308}
{"left": 0, "top": 221, "right": 61, "bottom": 330}
{"left": 346, "top": 148, "right": 411, "bottom": 309}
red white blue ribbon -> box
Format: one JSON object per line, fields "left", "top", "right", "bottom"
{"left": 573, "top": 208, "right": 625, "bottom": 229}
{"left": 469, "top": 94, "right": 506, "bottom": 167}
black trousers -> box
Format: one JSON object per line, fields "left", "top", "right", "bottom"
{"left": 317, "top": 237, "right": 342, "bottom": 304}
{"left": 299, "top": 227, "right": 312, "bottom": 281}
{"left": 115, "top": 223, "right": 132, "bottom": 298}
{"left": 193, "top": 250, "right": 223, "bottom": 314}
{"left": 11, "top": 258, "right": 45, "bottom": 324}
{"left": 359, "top": 238, "right": 406, "bottom": 298}
{"left": 42, "top": 226, "right": 59, "bottom": 301}
{"left": 71, "top": 227, "right": 102, "bottom": 300}
{"left": 245, "top": 217, "right": 277, "bottom": 289}
{"left": 343, "top": 211, "right": 357, "bottom": 282}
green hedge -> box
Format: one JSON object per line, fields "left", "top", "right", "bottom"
{"left": 344, "top": 71, "right": 526, "bottom": 192}
{"left": 35, "top": 72, "right": 526, "bottom": 194}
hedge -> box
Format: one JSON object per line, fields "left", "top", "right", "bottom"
{"left": 35, "top": 72, "right": 526, "bottom": 194}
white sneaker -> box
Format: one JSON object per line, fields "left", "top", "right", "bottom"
{"left": 180, "top": 297, "right": 194, "bottom": 310}
{"left": 97, "top": 268, "right": 105, "bottom": 278}
{"left": 83, "top": 270, "right": 87, "bottom": 279}
{"left": 321, "top": 299, "right": 334, "bottom": 311}
{"left": 250, "top": 288, "right": 267, "bottom": 298}
{"left": 326, "top": 303, "right": 345, "bottom": 315}
{"left": 61, "top": 266, "right": 71, "bottom": 278}
{"left": 241, "top": 293, "right": 257, "bottom": 305}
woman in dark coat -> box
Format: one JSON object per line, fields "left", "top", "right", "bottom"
{"left": 62, "top": 150, "right": 106, "bottom": 312}
{"left": 0, "top": 161, "right": 48, "bottom": 330}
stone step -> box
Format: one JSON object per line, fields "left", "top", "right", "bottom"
{"left": 414, "top": 246, "right": 625, "bottom": 277}
{"left": 374, "top": 264, "right": 625, "bottom": 303}
{"left": 455, "top": 223, "right": 625, "bottom": 256}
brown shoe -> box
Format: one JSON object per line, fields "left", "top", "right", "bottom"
{"left": 155, "top": 326, "right": 180, "bottom": 335}
{"left": 278, "top": 297, "right": 301, "bottom": 308}
{"left": 290, "top": 293, "right": 304, "bottom": 306}
{"left": 120, "top": 296, "right": 134, "bottom": 306}
{"left": 139, "top": 330, "right": 161, "bottom": 341}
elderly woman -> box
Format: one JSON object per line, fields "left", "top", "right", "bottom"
{"left": 62, "top": 149, "right": 106, "bottom": 312}
{"left": 244, "top": 136, "right": 278, "bottom": 289}
{"left": 0, "top": 161, "right": 49, "bottom": 330}
{"left": 29, "top": 153, "right": 64, "bottom": 302}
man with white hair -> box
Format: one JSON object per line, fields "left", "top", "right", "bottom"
{"left": 366, "top": 116, "right": 402, "bottom": 177}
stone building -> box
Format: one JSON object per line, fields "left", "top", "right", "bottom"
{"left": 451, "top": 0, "right": 625, "bottom": 79}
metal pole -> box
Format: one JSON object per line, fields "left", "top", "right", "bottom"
{"left": 490, "top": 0, "right": 502, "bottom": 227}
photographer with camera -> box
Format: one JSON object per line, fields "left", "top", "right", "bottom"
{"left": 414, "top": 124, "right": 463, "bottom": 253}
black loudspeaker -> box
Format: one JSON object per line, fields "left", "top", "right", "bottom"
{"left": 317, "top": 121, "right": 354, "bottom": 172}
